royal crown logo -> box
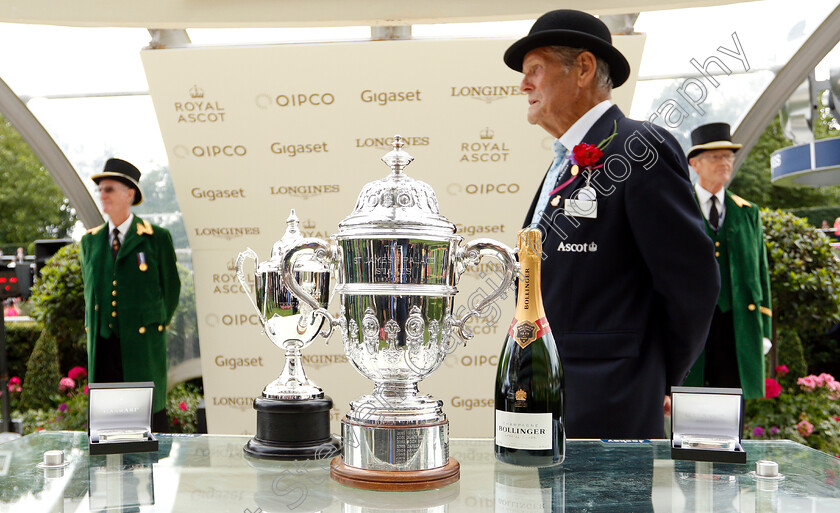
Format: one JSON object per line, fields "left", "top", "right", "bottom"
{"left": 189, "top": 85, "right": 205, "bottom": 99}
{"left": 515, "top": 389, "right": 527, "bottom": 401}
{"left": 226, "top": 258, "right": 236, "bottom": 271}
{"left": 588, "top": 242, "right": 598, "bottom": 252}
{"left": 479, "top": 127, "right": 494, "bottom": 140}
{"left": 302, "top": 219, "right": 316, "bottom": 230}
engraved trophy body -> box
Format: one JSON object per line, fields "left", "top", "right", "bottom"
{"left": 236, "top": 210, "right": 341, "bottom": 460}
{"left": 283, "top": 136, "right": 517, "bottom": 489}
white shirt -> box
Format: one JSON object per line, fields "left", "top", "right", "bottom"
{"left": 109, "top": 213, "right": 134, "bottom": 246}
{"left": 694, "top": 183, "right": 726, "bottom": 226}
{"left": 558, "top": 99, "right": 614, "bottom": 153}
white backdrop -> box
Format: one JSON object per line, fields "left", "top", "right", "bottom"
{"left": 142, "top": 36, "right": 644, "bottom": 436}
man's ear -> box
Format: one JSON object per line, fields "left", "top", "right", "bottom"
{"left": 688, "top": 156, "right": 698, "bottom": 170}
{"left": 128, "top": 188, "right": 136, "bottom": 203}
{"left": 576, "top": 51, "right": 598, "bottom": 85}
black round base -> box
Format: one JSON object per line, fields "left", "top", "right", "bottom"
{"left": 243, "top": 395, "right": 342, "bottom": 461}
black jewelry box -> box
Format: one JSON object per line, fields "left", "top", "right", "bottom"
{"left": 88, "top": 382, "right": 159, "bottom": 455}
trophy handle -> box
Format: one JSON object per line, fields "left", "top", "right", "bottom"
{"left": 452, "top": 238, "right": 518, "bottom": 341}
{"left": 282, "top": 238, "right": 338, "bottom": 338}
{"left": 235, "top": 248, "right": 266, "bottom": 328}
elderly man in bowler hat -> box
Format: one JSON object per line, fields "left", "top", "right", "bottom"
{"left": 682, "top": 123, "right": 772, "bottom": 400}
{"left": 81, "top": 158, "right": 181, "bottom": 432}
{"left": 506, "top": 10, "right": 720, "bottom": 438}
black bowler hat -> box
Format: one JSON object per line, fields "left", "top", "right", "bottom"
{"left": 504, "top": 9, "right": 631, "bottom": 88}
{"left": 687, "top": 123, "right": 742, "bottom": 160}
{"left": 91, "top": 158, "right": 143, "bottom": 205}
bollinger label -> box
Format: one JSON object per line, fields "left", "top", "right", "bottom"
{"left": 495, "top": 410, "right": 553, "bottom": 450}
{"left": 508, "top": 317, "right": 551, "bottom": 348}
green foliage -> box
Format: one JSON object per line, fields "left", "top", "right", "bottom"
{"left": 19, "top": 330, "right": 61, "bottom": 411}
{"left": 0, "top": 115, "right": 76, "bottom": 244}
{"left": 777, "top": 330, "right": 808, "bottom": 381}
{"left": 16, "top": 372, "right": 89, "bottom": 434}
{"left": 787, "top": 205, "right": 840, "bottom": 229}
{"left": 745, "top": 372, "right": 840, "bottom": 456}
{"left": 761, "top": 209, "right": 840, "bottom": 336}
{"left": 166, "top": 382, "right": 202, "bottom": 433}
{"left": 167, "top": 263, "right": 199, "bottom": 366}
{"left": 133, "top": 166, "right": 188, "bottom": 250}
{"left": 4, "top": 321, "right": 39, "bottom": 379}
{"left": 729, "top": 115, "right": 840, "bottom": 210}
{"left": 29, "top": 243, "right": 87, "bottom": 374}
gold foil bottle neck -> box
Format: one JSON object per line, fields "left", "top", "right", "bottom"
{"left": 517, "top": 228, "right": 543, "bottom": 260}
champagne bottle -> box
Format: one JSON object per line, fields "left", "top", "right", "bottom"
{"left": 495, "top": 228, "right": 565, "bottom": 467}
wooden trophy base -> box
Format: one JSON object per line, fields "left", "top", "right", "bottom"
{"left": 330, "top": 456, "right": 460, "bottom": 491}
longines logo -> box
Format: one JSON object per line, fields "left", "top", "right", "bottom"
{"left": 360, "top": 89, "right": 423, "bottom": 106}
{"left": 211, "top": 258, "right": 253, "bottom": 294}
{"left": 449, "top": 85, "right": 525, "bottom": 103}
{"left": 191, "top": 188, "right": 246, "bottom": 201}
{"left": 205, "top": 313, "right": 261, "bottom": 327}
{"left": 270, "top": 185, "right": 340, "bottom": 200}
{"left": 172, "top": 145, "right": 247, "bottom": 158}
{"left": 300, "top": 354, "right": 348, "bottom": 370}
{"left": 355, "top": 136, "right": 430, "bottom": 151}
{"left": 174, "top": 85, "right": 227, "bottom": 123}
{"left": 446, "top": 183, "right": 520, "bottom": 195}
{"left": 211, "top": 396, "right": 253, "bottom": 411}
{"left": 270, "top": 141, "right": 329, "bottom": 157}
{"left": 558, "top": 242, "right": 598, "bottom": 253}
{"left": 193, "top": 226, "right": 260, "bottom": 240}
{"left": 460, "top": 128, "right": 510, "bottom": 163}
{"left": 255, "top": 92, "right": 336, "bottom": 109}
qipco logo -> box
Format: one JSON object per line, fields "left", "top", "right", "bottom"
{"left": 447, "top": 183, "right": 520, "bottom": 195}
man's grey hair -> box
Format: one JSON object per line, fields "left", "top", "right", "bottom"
{"left": 546, "top": 46, "right": 613, "bottom": 94}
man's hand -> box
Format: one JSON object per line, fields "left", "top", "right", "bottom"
{"left": 663, "top": 395, "right": 671, "bottom": 416}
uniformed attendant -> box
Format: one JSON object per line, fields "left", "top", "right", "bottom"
{"left": 80, "top": 158, "right": 181, "bottom": 431}
{"left": 507, "top": 9, "right": 720, "bottom": 438}
{"left": 684, "top": 123, "right": 772, "bottom": 399}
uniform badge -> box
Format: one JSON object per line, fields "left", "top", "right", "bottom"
{"left": 138, "top": 252, "right": 148, "bottom": 272}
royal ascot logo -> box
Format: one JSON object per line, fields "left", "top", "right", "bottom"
{"left": 460, "top": 127, "right": 511, "bottom": 163}
{"left": 269, "top": 184, "right": 340, "bottom": 200}
{"left": 211, "top": 259, "right": 253, "bottom": 294}
{"left": 172, "top": 145, "right": 248, "bottom": 159}
{"left": 449, "top": 84, "right": 525, "bottom": 103}
{"left": 205, "top": 313, "right": 261, "bottom": 328}
{"left": 446, "top": 183, "right": 520, "bottom": 196}
{"left": 173, "top": 85, "right": 227, "bottom": 123}
{"left": 557, "top": 242, "right": 598, "bottom": 253}
{"left": 299, "top": 219, "right": 330, "bottom": 239}
{"left": 255, "top": 92, "right": 336, "bottom": 109}
{"left": 270, "top": 141, "right": 330, "bottom": 157}
{"left": 360, "top": 89, "right": 423, "bottom": 106}
{"left": 355, "top": 135, "right": 430, "bottom": 152}
{"left": 300, "top": 353, "right": 348, "bottom": 370}
{"left": 193, "top": 226, "right": 260, "bottom": 240}
{"left": 191, "top": 187, "right": 246, "bottom": 201}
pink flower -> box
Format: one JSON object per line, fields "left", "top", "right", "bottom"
{"left": 59, "top": 377, "right": 75, "bottom": 391}
{"left": 58, "top": 403, "right": 68, "bottom": 412}
{"left": 797, "top": 419, "right": 814, "bottom": 437}
{"left": 68, "top": 367, "right": 87, "bottom": 381}
{"left": 827, "top": 381, "right": 840, "bottom": 400}
{"left": 765, "top": 378, "right": 782, "bottom": 399}
{"left": 179, "top": 401, "right": 187, "bottom": 411}
{"left": 173, "top": 418, "right": 180, "bottom": 425}
{"left": 753, "top": 426, "right": 765, "bottom": 437}
{"left": 798, "top": 376, "right": 818, "bottom": 391}
{"left": 8, "top": 376, "right": 20, "bottom": 386}
{"left": 834, "top": 417, "right": 840, "bottom": 422}
{"left": 775, "top": 365, "right": 789, "bottom": 377}
{"left": 815, "top": 373, "right": 835, "bottom": 387}
{"left": 770, "top": 426, "right": 779, "bottom": 435}
{"left": 83, "top": 385, "right": 89, "bottom": 395}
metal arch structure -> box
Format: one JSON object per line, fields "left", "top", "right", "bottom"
{"left": 0, "top": 77, "right": 103, "bottom": 229}
{"left": 732, "top": 2, "right": 840, "bottom": 171}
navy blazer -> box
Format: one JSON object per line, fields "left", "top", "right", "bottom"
{"left": 523, "top": 105, "right": 720, "bottom": 439}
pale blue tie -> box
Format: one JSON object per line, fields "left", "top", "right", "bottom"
{"left": 530, "top": 140, "right": 568, "bottom": 226}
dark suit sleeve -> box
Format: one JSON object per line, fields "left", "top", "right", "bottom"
{"left": 623, "top": 125, "right": 720, "bottom": 388}
{"left": 157, "top": 228, "right": 181, "bottom": 325}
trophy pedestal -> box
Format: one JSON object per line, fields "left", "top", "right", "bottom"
{"left": 331, "top": 456, "right": 460, "bottom": 492}
{"left": 244, "top": 396, "right": 341, "bottom": 460}
{"left": 331, "top": 417, "right": 460, "bottom": 491}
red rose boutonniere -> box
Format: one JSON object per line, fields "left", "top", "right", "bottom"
{"left": 567, "top": 121, "right": 618, "bottom": 177}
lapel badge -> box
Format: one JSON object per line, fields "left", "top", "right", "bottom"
{"left": 570, "top": 164, "right": 579, "bottom": 177}
{"left": 136, "top": 220, "right": 154, "bottom": 236}
{"left": 138, "top": 252, "right": 148, "bottom": 272}
{"left": 550, "top": 195, "right": 561, "bottom": 207}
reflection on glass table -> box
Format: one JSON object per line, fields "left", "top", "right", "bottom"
{"left": 0, "top": 432, "right": 838, "bottom": 512}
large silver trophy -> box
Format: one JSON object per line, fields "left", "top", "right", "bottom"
{"left": 283, "top": 136, "right": 517, "bottom": 490}
{"left": 236, "top": 210, "right": 341, "bottom": 460}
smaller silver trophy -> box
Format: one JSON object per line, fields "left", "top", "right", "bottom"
{"left": 236, "top": 209, "right": 341, "bottom": 460}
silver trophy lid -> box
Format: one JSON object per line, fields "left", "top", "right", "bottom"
{"left": 338, "top": 135, "right": 455, "bottom": 237}
{"left": 271, "top": 209, "right": 304, "bottom": 259}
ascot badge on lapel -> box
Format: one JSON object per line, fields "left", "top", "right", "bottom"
{"left": 136, "top": 220, "right": 154, "bottom": 236}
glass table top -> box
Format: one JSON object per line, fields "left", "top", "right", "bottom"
{"left": 0, "top": 432, "right": 838, "bottom": 512}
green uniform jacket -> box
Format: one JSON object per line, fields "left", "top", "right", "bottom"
{"left": 685, "top": 191, "right": 772, "bottom": 399}
{"left": 80, "top": 215, "right": 181, "bottom": 412}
